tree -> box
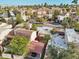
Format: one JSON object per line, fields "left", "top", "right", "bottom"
{"left": 32, "top": 24, "right": 43, "bottom": 30}
{"left": 32, "top": 12, "right": 37, "bottom": 18}
{"left": 44, "top": 2, "right": 48, "bottom": 7}
{"left": 72, "top": 0, "right": 78, "bottom": 5}
{"left": 52, "top": 10, "right": 60, "bottom": 21}
{"left": 0, "top": 49, "right": 2, "bottom": 57}
{"left": 72, "top": 0, "right": 78, "bottom": 10}
{"left": 48, "top": 46, "right": 58, "bottom": 59}
{"left": 60, "top": 3, "right": 63, "bottom": 8}
{"left": 50, "top": 28, "right": 57, "bottom": 34}
{"left": 63, "top": 4, "right": 69, "bottom": 8}
{"left": 41, "top": 3, "right": 44, "bottom": 7}
{"left": 62, "top": 17, "right": 76, "bottom": 28}
{"left": 44, "top": 34, "right": 50, "bottom": 43}
{"left": 48, "top": 43, "right": 79, "bottom": 59}
{"left": 16, "top": 14, "right": 24, "bottom": 24}
{"left": 59, "top": 43, "right": 79, "bottom": 59}
{"left": 66, "top": 8, "right": 70, "bottom": 12}
{"left": 7, "top": 36, "right": 29, "bottom": 55}
{"left": 61, "top": 17, "right": 69, "bottom": 28}
{"left": 74, "top": 22, "right": 79, "bottom": 32}
{"left": 23, "top": 22, "right": 29, "bottom": 29}
{"left": 59, "top": 3, "right": 69, "bottom": 8}
{"left": 41, "top": 35, "right": 50, "bottom": 59}
{"left": 36, "top": 18, "right": 47, "bottom": 22}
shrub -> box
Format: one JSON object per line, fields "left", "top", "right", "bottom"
{"left": 32, "top": 24, "right": 43, "bottom": 30}
{"left": 6, "top": 36, "right": 29, "bottom": 55}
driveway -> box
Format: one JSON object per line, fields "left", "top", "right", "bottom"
{"left": 2, "top": 53, "right": 23, "bottom": 59}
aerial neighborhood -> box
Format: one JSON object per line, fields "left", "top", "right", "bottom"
{"left": 0, "top": 0, "right": 79, "bottom": 59}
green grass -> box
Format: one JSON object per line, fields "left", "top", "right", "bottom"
{"left": 32, "top": 24, "right": 43, "bottom": 30}
{"left": 0, "top": 57, "right": 10, "bottom": 59}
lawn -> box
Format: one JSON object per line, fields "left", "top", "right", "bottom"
{"left": 32, "top": 24, "right": 43, "bottom": 30}
{"left": 0, "top": 57, "right": 10, "bottom": 59}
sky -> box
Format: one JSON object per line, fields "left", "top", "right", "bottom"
{"left": 0, "top": 0, "right": 78, "bottom": 6}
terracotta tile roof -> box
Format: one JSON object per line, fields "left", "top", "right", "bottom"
{"left": 28, "top": 41, "right": 44, "bottom": 54}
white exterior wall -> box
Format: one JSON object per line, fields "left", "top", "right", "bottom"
{"left": 58, "top": 15, "right": 65, "bottom": 21}
{"left": 21, "top": 15, "right": 27, "bottom": 21}
{"left": 0, "top": 23, "right": 13, "bottom": 44}
{"left": 37, "top": 26, "right": 53, "bottom": 34}
{"left": 10, "top": 11, "right": 15, "bottom": 17}
{"left": 29, "top": 23, "right": 32, "bottom": 29}
{"left": 0, "top": 29, "right": 12, "bottom": 44}
{"left": 30, "top": 31, "right": 37, "bottom": 41}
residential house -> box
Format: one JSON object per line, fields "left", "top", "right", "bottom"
{"left": 37, "top": 26, "right": 53, "bottom": 35}
{"left": 20, "top": 9, "right": 27, "bottom": 21}
{"left": 3, "top": 10, "right": 16, "bottom": 24}
{"left": 15, "top": 22, "right": 32, "bottom": 30}
{"left": 7, "top": 28, "right": 37, "bottom": 41}
{"left": 44, "top": 34, "right": 68, "bottom": 59}
{"left": 27, "top": 41, "right": 44, "bottom": 59}
{"left": 70, "top": 8, "right": 77, "bottom": 19}
{"left": 0, "top": 23, "right": 12, "bottom": 44}
{"left": 65, "top": 29, "right": 79, "bottom": 43}
{"left": 57, "top": 12, "right": 70, "bottom": 23}
{"left": 57, "top": 15, "right": 65, "bottom": 22}
{"left": 47, "top": 13, "right": 52, "bottom": 19}
{"left": 37, "top": 8, "right": 47, "bottom": 18}
{"left": 49, "top": 34, "right": 67, "bottom": 49}
{"left": 73, "top": 16, "right": 79, "bottom": 21}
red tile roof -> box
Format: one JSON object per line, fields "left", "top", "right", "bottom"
{"left": 28, "top": 41, "right": 44, "bottom": 54}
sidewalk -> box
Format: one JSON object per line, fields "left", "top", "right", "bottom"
{"left": 2, "top": 53, "right": 24, "bottom": 59}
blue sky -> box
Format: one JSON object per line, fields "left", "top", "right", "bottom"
{"left": 0, "top": 0, "right": 78, "bottom": 6}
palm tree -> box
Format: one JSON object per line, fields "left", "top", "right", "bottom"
{"left": 72, "top": 0, "right": 78, "bottom": 10}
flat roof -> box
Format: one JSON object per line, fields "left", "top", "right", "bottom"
{"left": 0, "top": 23, "right": 13, "bottom": 44}
{"left": 65, "top": 29, "right": 79, "bottom": 43}
{"left": 50, "top": 34, "right": 68, "bottom": 49}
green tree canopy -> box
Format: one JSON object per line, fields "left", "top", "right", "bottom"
{"left": 43, "top": 34, "right": 51, "bottom": 43}
{"left": 0, "top": 58, "right": 10, "bottom": 59}
{"left": 31, "top": 24, "right": 43, "bottom": 30}
{"left": 44, "top": 2, "right": 48, "bottom": 7}
{"left": 48, "top": 43, "right": 79, "bottom": 59}
{"left": 36, "top": 18, "right": 47, "bottom": 22}
{"left": 74, "top": 22, "right": 79, "bottom": 32}
{"left": 72, "top": 0, "right": 78, "bottom": 10}
{"left": 72, "top": 0, "right": 78, "bottom": 4}
{"left": 62, "top": 17, "right": 76, "bottom": 28}
{"left": 7, "top": 36, "right": 29, "bottom": 55}
{"left": 52, "top": 10, "right": 60, "bottom": 21}
{"left": 16, "top": 14, "right": 24, "bottom": 24}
